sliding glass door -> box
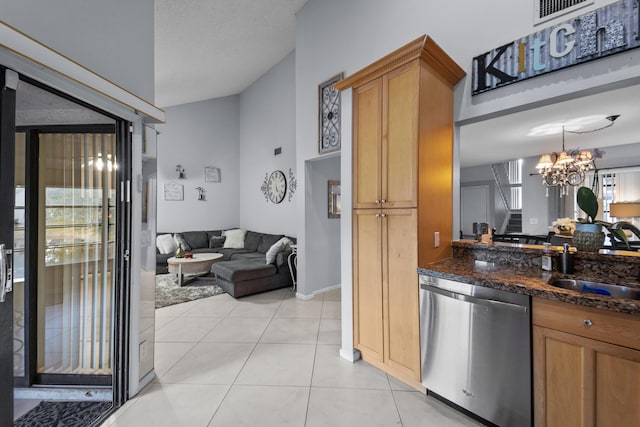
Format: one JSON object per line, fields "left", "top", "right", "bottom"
{"left": 35, "top": 129, "right": 117, "bottom": 383}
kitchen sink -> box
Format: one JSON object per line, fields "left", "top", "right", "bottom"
{"left": 549, "top": 278, "right": 640, "bottom": 300}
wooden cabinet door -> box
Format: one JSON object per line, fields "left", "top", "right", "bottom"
{"left": 353, "top": 79, "right": 382, "bottom": 209}
{"left": 352, "top": 209, "right": 384, "bottom": 361}
{"left": 534, "top": 326, "right": 640, "bottom": 427}
{"left": 383, "top": 61, "right": 419, "bottom": 208}
{"left": 382, "top": 208, "right": 420, "bottom": 381}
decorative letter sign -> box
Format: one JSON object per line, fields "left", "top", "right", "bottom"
{"left": 472, "top": 0, "right": 637, "bottom": 95}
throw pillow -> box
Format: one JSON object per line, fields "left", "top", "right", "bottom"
{"left": 174, "top": 233, "right": 191, "bottom": 251}
{"left": 209, "top": 235, "right": 226, "bottom": 248}
{"left": 265, "top": 237, "right": 293, "bottom": 264}
{"left": 223, "top": 229, "right": 246, "bottom": 249}
{"left": 156, "top": 234, "right": 177, "bottom": 254}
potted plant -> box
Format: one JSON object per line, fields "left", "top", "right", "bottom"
{"left": 574, "top": 186, "right": 628, "bottom": 250}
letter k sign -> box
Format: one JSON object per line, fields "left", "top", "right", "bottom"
{"left": 473, "top": 42, "right": 517, "bottom": 94}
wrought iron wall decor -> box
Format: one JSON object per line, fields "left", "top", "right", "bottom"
{"left": 176, "top": 164, "right": 185, "bottom": 179}
{"left": 196, "top": 186, "right": 206, "bottom": 201}
{"left": 288, "top": 168, "right": 297, "bottom": 202}
{"left": 318, "top": 73, "right": 343, "bottom": 154}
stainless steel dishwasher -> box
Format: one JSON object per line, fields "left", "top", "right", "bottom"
{"left": 419, "top": 274, "right": 531, "bottom": 427}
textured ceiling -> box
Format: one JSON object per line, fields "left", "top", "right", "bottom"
{"left": 154, "top": 0, "right": 308, "bottom": 108}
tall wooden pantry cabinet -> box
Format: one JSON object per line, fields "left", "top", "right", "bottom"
{"left": 335, "top": 35, "right": 465, "bottom": 389}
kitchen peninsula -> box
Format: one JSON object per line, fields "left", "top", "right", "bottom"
{"left": 419, "top": 240, "right": 640, "bottom": 426}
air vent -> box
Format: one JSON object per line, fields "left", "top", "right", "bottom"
{"left": 534, "top": 0, "right": 593, "bottom": 24}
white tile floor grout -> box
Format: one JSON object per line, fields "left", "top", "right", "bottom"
{"left": 100, "top": 287, "right": 483, "bottom": 427}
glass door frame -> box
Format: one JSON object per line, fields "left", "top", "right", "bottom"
{"left": 15, "top": 123, "right": 119, "bottom": 388}
{"left": 0, "top": 66, "right": 17, "bottom": 426}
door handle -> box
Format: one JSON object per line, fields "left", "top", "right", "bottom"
{"left": 0, "top": 244, "right": 13, "bottom": 303}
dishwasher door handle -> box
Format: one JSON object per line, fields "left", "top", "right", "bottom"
{"left": 421, "top": 283, "right": 528, "bottom": 313}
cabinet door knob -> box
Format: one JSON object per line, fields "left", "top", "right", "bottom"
{"left": 584, "top": 319, "right": 593, "bottom": 327}
{"left": 381, "top": 213, "right": 386, "bottom": 218}
{"left": 375, "top": 214, "right": 380, "bottom": 218}
{"left": 381, "top": 199, "right": 386, "bottom": 203}
{"left": 375, "top": 200, "right": 380, "bottom": 204}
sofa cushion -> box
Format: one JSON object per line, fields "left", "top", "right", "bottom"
{"left": 217, "top": 248, "right": 252, "bottom": 260}
{"left": 209, "top": 235, "right": 226, "bottom": 248}
{"left": 244, "top": 231, "right": 262, "bottom": 252}
{"left": 207, "top": 230, "right": 223, "bottom": 239}
{"left": 213, "top": 260, "right": 276, "bottom": 282}
{"left": 174, "top": 233, "right": 191, "bottom": 251}
{"left": 181, "top": 231, "right": 209, "bottom": 250}
{"left": 231, "top": 252, "right": 265, "bottom": 261}
{"left": 156, "top": 234, "right": 177, "bottom": 254}
{"left": 265, "top": 237, "right": 293, "bottom": 264}
{"left": 224, "top": 229, "right": 246, "bottom": 248}
{"left": 258, "top": 233, "right": 284, "bottom": 254}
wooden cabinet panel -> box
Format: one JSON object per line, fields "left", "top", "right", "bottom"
{"left": 533, "top": 298, "right": 640, "bottom": 427}
{"left": 383, "top": 63, "right": 418, "bottom": 208}
{"left": 353, "top": 79, "right": 382, "bottom": 209}
{"left": 540, "top": 329, "right": 592, "bottom": 427}
{"left": 384, "top": 209, "right": 419, "bottom": 378}
{"left": 596, "top": 351, "right": 640, "bottom": 427}
{"left": 352, "top": 209, "right": 384, "bottom": 361}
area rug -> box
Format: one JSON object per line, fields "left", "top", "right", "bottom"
{"left": 155, "top": 273, "right": 226, "bottom": 308}
{"left": 14, "top": 401, "right": 112, "bottom": 427}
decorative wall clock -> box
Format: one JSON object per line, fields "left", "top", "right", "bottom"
{"left": 261, "top": 170, "right": 287, "bottom": 204}
{"left": 318, "top": 72, "right": 344, "bottom": 154}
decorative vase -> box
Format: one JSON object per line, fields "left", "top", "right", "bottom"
{"left": 175, "top": 244, "right": 185, "bottom": 258}
{"left": 572, "top": 223, "right": 604, "bottom": 251}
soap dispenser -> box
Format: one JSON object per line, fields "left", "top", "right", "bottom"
{"left": 559, "top": 243, "right": 574, "bottom": 274}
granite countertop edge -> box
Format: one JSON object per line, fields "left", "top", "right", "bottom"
{"left": 418, "top": 259, "right": 640, "bottom": 316}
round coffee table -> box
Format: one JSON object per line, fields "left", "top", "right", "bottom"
{"left": 167, "top": 253, "right": 223, "bottom": 286}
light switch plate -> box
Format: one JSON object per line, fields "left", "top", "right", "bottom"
{"left": 434, "top": 231, "right": 440, "bottom": 248}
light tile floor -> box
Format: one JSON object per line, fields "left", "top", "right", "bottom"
{"left": 101, "top": 287, "right": 482, "bottom": 427}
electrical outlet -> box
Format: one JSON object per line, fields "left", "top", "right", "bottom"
{"left": 434, "top": 231, "right": 440, "bottom": 248}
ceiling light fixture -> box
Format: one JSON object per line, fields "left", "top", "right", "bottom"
{"left": 535, "top": 115, "right": 619, "bottom": 196}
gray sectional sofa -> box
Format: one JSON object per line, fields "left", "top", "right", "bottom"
{"left": 156, "top": 229, "right": 295, "bottom": 298}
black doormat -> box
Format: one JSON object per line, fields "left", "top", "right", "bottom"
{"left": 155, "top": 273, "right": 226, "bottom": 308}
{"left": 15, "top": 401, "right": 112, "bottom": 427}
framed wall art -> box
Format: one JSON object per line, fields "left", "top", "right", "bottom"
{"left": 328, "top": 180, "right": 341, "bottom": 218}
{"left": 163, "top": 182, "right": 184, "bottom": 201}
{"left": 204, "top": 166, "right": 221, "bottom": 183}
{"left": 318, "top": 72, "right": 343, "bottom": 154}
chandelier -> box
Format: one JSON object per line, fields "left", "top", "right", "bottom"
{"left": 535, "top": 115, "right": 618, "bottom": 196}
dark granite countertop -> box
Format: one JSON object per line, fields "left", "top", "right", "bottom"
{"left": 418, "top": 257, "right": 640, "bottom": 316}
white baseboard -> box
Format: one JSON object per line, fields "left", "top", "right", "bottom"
{"left": 295, "top": 283, "right": 341, "bottom": 300}
{"left": 340, "top": 347, "right": 361, "bottom": 363}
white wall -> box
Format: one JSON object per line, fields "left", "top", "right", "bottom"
{"left": 239, "top": 52, "right": 297, "bottom": 236}
{"left": 2, "top": 0, "right": 155, "bottom": 101}
{"left": 156, "top": 96, "right": 240, "bottom": 232}
{"left": 301, "top": 155, "right": 341, "bottom": 296}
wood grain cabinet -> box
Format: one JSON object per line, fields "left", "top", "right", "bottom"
{"left": 533, "top": 297, "right": 640, "bottom": 427}
{"left": 336, "top": 35, "right": 464, "bottom": 389}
